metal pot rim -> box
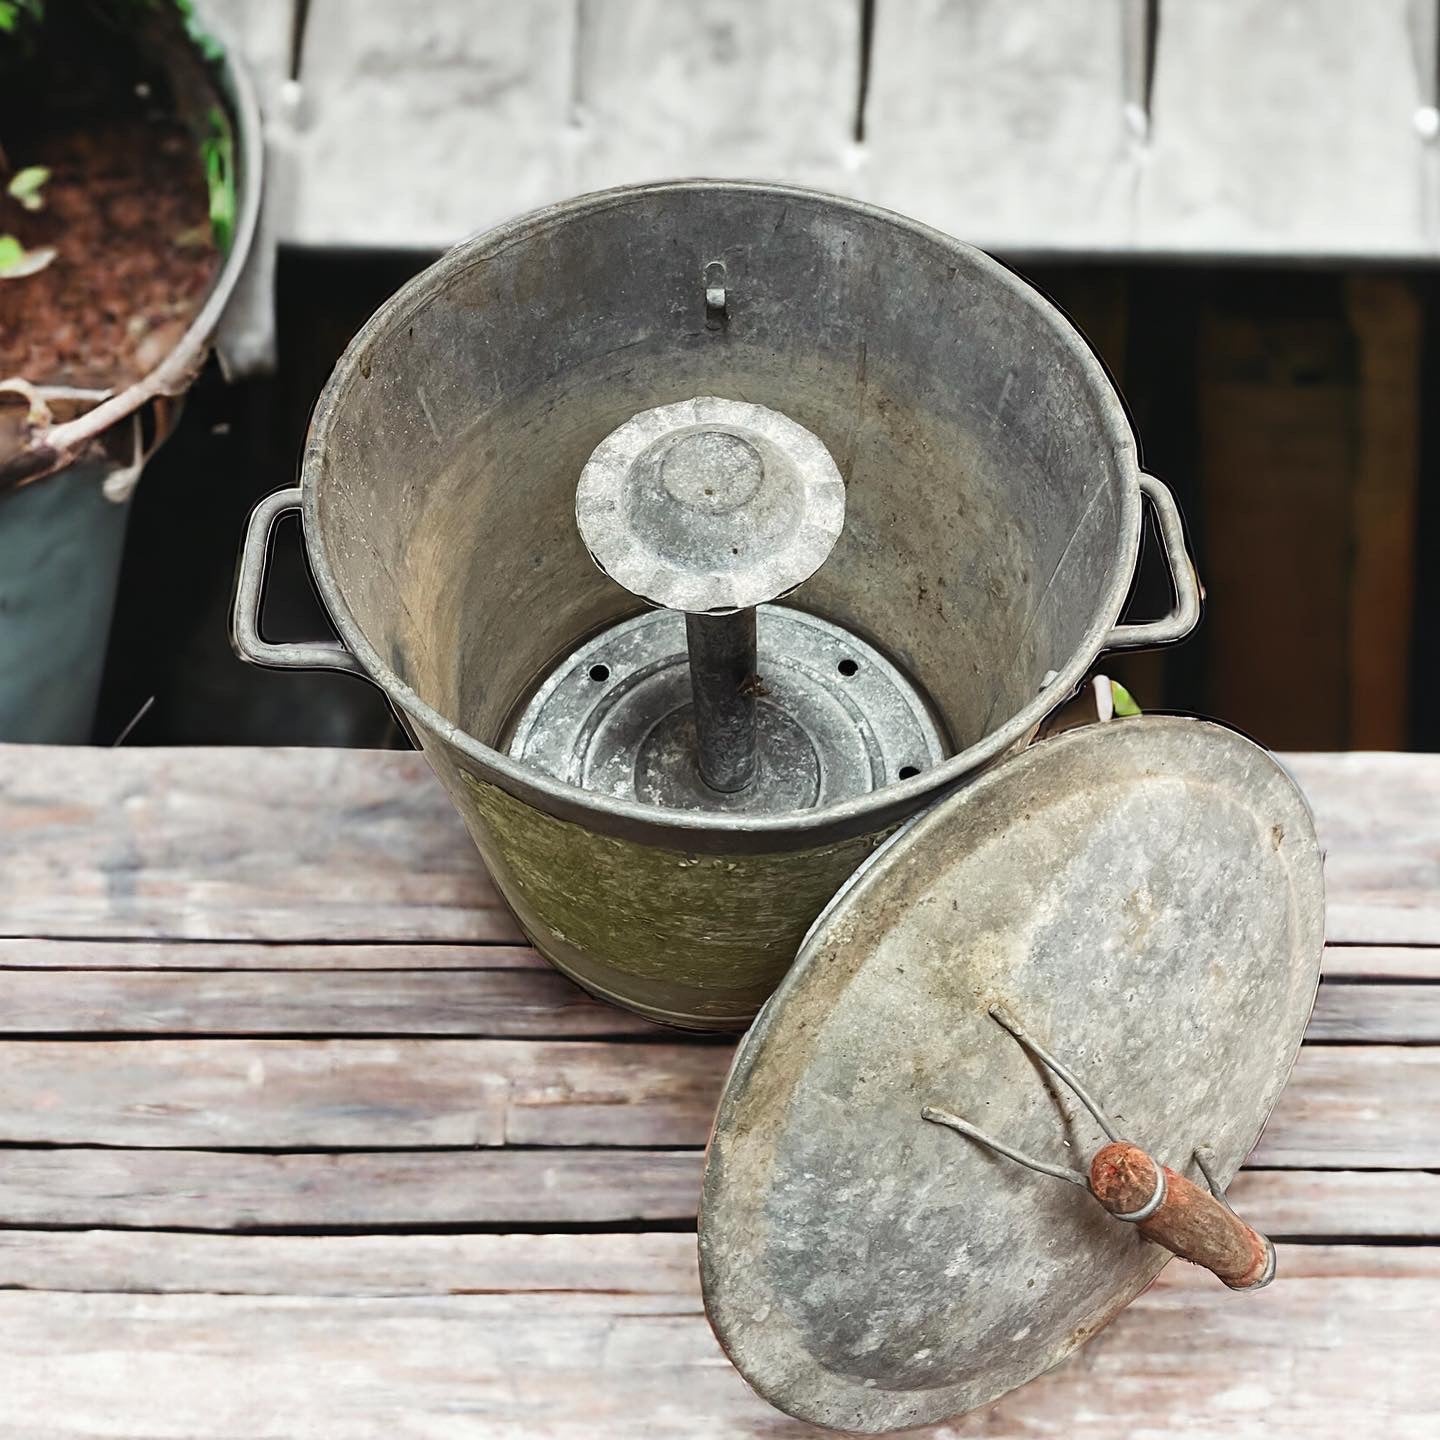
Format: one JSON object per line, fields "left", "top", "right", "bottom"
{"left": 301, "top": 180, "right": 1143, "bottom": 848}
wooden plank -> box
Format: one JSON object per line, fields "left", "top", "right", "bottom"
{"left": 0, "top": 1039, "right": 1431, "bottom": 1162}
{"left": 0, "top": 1247, "right": 1432, "bottom": 1438}
{"left": 4, "top": 744, "right": 1437, "bottom": 944}
{"left": 1228, "top": 1169, "right": 1440, "bottom": 1241}
{"left": 1345, "top": 275, "right": 1422, "bottom": 747}
{"left": 0, "top": 968, "right": 662, "bottom": 1039}
{"left": 0, "top": 746, "right": 518, "bottom": 943}
{"left": 0, "top": 1228, "right": 1436, "bottom": 1301}
{"left": 0, "top": 1148, "right": 704, "bottom": 1230}
{"left": 1321, "top": 945, "right": 1440, "bottom": 980}
{"left": 1309, "top": 983, "right": 1440, "bottom": 1043}
{"left": 0, "top": 966, "right": 1425, "bottom": 1042}
{"left": 0, "top": 1230, "right": 702, "bottom": 1297}
{"left": 1286, "top": 751, "right": 1440, "bottom": 944}
{"left": 285, "top": 0, "right": 574, "bottom": 248}
{"left": 0, "top": 1149, "right": 1429, "bottom": 1238}
{"left": 1254, "top": 1047, "right": 1440, "bottom": 1168}
{"left": 258, "top": 0, "right": 1440, "bottom": 262}
{"left": 0, "top": 938, "right": 545, "bottom": 969}
{"left": 0, "top": 1039, "right": 732, "bottom": 1148}
{"left": 863, "top": 0, "right": 1134, "bottom": 252}
{"left": 572, "top": 0, "right": 858, "bottom": 195}
{"left": 1138, "top": 0, "right": 1428, "bottom": 257}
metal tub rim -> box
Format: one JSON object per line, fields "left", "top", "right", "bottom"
{"left": 298, "top": 180, "right": 1161, "bottom": 851}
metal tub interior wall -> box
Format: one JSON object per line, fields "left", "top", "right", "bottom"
{"left": 299, "top": 183, "right": 1148, "bottom": 1028}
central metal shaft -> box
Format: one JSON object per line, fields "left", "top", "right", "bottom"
{"left": 657, "top": 427, "right": 765, "bottom": 792}
{"left": 574, "top": 395, "right": 846, "bottom": 799}
{"left": 686, "top": 609, "right": 759, "bottom": 792}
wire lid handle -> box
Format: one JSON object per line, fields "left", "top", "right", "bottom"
{"left": 924, "top": 1006, "right": 1276, "bottom": 1292}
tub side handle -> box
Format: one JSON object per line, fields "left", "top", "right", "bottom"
{"left": 231, "top": 486, "right": 366, "bottom": 676}
{"left": 1103, "top": 474, "right": 1201, "bottom": 651}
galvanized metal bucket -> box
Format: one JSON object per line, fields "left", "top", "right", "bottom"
{"left": 233, "top": 181, "right": 1199, "bottom": 1029}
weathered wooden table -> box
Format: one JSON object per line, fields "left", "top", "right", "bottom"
{"left": 0, "top": 744, "right": 1435, "bottom": 1437}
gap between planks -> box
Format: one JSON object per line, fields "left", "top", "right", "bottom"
{"left": 2, "top": 939, "right": 1435, "bottom": 976}
{"left": 0, "top": 964, "right": 1425, "bottom": 1039}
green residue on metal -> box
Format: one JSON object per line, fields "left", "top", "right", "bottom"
{"left": 450, "top": 763, "right": 889, "bottom": 1025}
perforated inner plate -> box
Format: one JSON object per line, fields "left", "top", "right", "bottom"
{"left": 506, "top": 606, "right": 946, "bottom": 815}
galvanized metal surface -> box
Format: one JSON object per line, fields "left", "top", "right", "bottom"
{"left": 699, "top": 717, "right": 1326, "bottom": 1431}
{"left": 575, "top": 396, "right": 845, "bottom": 615}
{"left": 433, "top": 741, "right": 896, "bottom": 1029}
{"left": 924, "top": 1010, "right": 1277, "bottom": 1292}
{"left": 231, "top": 486, "right": 365, "bottom": 678}
{"left": 507, "top": 606, "right": 945, "bottom": 815}
{"left": 234, "top": 181, "right": 1199, "bottom": 1025}
{"left": 682, "top": 610, "right": 761, "bottom": 794}
{"left": 254, "top": 182, "right": 1199, "bottom": 842}
{"left": 574, "top": 395, "right": 848, "bottom": 795}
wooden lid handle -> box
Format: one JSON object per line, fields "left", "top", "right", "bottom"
{"left": 1089, "top": 1141, "right": 1275, "bottom": 1290}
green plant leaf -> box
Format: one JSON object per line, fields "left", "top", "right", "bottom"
{"left": 200, "top": 104, "right": 236, "bottom": 254}
{"left": 174, "top": 0, "right": 223, "bottom": 61}
{"left": 7, "top": 164, "right": 50, "bottom": 210}
{"left": 0, "top": 0, "right": 43, "bottom": 27}
{"left": 1110, "top": 680, "right": 1143, "bottom": 718}
{"left": 0, "top": 233, "right": 56, "bottom": 277}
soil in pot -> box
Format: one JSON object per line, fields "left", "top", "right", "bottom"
{"left": 0, "top": 0, "right": 227, "bottom": 433}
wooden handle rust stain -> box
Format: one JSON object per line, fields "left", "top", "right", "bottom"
{"left": 1089, "top": 1141, "right": 1275, "bottom": 1291}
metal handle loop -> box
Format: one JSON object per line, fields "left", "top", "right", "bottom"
{"left": 1103, "top": 474, "right": 1201, "bottom": 651}
{"left": 231, "top": 486, "right": 365, "bottom": 675}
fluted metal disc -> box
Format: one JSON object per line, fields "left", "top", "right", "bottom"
{"left": 699, "top": 717, "right": 1326, "bottom": 1433}
{"left": 574, "top": 396, "right": 846, "bottom": 614}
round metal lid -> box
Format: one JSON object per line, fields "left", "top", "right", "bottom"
{"left": 574, "top": 396, "right": 846, "bottom": 614}
{"left": 698, "top": 716, "right": 1325, "bottom": 1433}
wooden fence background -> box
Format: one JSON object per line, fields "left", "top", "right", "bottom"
{"left": 204, "top": 0, "right": 1440, "bottom": 257}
